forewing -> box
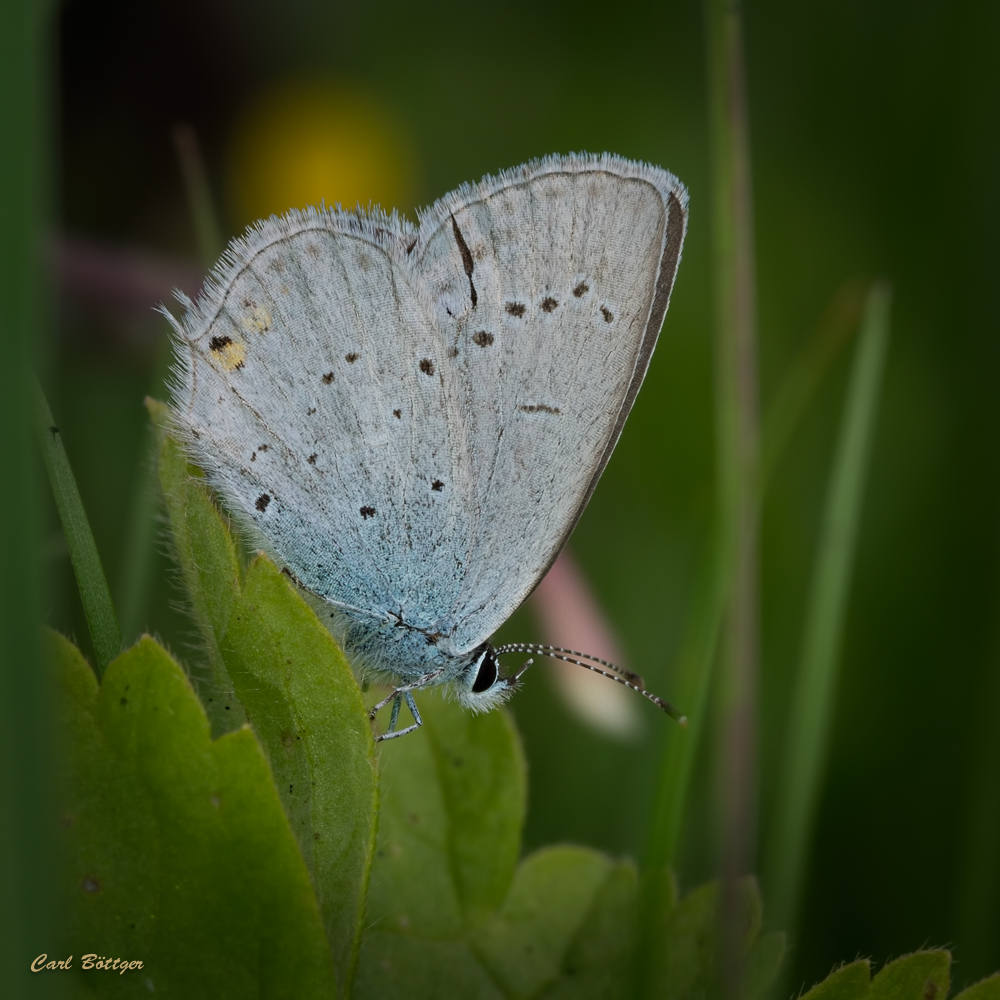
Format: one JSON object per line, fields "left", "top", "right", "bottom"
{"left": 170, "top": 213, "right": 475, "bottom": 629}
{"left": 412, "top": 155, "right": 687, "bottom": 649}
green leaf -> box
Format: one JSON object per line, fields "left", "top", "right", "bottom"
{"left": 636, "top": 867, "right": 680, "bottom": 999}
{"left": 868, "top": 951, "right": 951, "bottom": 1000}
{"left": 745, "top": 931, "right": 786, "bottom": 1000}
{"left": 152, "top": 406, "right": 378, "bottom": 995}
{"left": 954, "top": 974, "right": 1000, "bottom": 1000}
{"left": 534, "top": 859, "right": 638, "bottom": 1000}
{"left": 222, "top": 554, "right": 378, "bottom": 995}
{"left": 651, "top": 877, "right": 765, "bottom": 1000}
{"left": 363, "top": 692, "right": 525, "bottom": 940}
{"left": 662, "top": 880, "right": 718, "bottom": 1000}
{"left": 361, "top": 693, "right": 524, "bottom": 944}
{"left": 355, "top": 695, "right": 647, "bottom": 1000}
{"left": 800, "top": 960, "right": 872, "bottom": 1000}
{"left": 472, "top": 846, "right": 617, "bottom": 998}
{"left": 53, "top": 629, "right": 336, "bottom": 999}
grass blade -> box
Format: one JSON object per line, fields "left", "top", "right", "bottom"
{"left": 173, "top": 122, "right": 223, "bottom": 268}
{"left": 635, "top": 526, "right": 728, "bottom": 1000}
{"left": 763, "top": 283, "right": 892, "bottom": 934}
{"left": 34, "top": 380, "right": 122, "bottom": 674}
{"left": 704, "top": 0, "right": 761, "bottom": 992}
{"left": 0, "top": 0, "right": 56, "bottom": 993}
{"left": 759, "top": 280, "right": 868, "bottom": 493}
{"left": 645, "top": 528, "right": 728, "bottom": 874}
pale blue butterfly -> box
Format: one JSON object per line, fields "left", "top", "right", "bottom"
{"left": 164, "top": 152, "right": 688, "bottom": 739}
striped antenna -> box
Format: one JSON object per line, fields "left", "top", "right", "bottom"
{"left": 495, "top": 642, "right": 687, "bottom": 726}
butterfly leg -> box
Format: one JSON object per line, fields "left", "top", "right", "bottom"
{"left": 370, "top": 667, "right": 444, "bottom": 741}
{"left": 387, "top": 692, "right": 403, "bottom": 732}
{"left": 375, "top": 691, "right": 423, "bottom": 742}
{"left": 369, "top": 688, "right": 400, "bottom": 719}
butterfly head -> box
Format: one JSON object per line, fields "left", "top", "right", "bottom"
{"left": 453, "top": 644, "right": 531, "bottom": 713}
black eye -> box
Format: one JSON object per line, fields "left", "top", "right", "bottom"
{"left": 472, "top": 649, "right": 498, "bottom": 692}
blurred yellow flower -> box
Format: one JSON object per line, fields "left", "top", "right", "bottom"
{"left": 227, "top": 79, "right": 416, "bottom": 229}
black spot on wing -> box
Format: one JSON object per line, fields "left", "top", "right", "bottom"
{"left": 345, "top": 352, "right": 359, "bottom": 363}
{"left": 600, "top": 306, "right": 614, "bottom": 323}
{"left": 322, "top": 372, "right": 335, "bottom": 384}
{"left": 307, "top": 453, "right": 317, "bottom": 464}
{"left": 393, "top": 409, "right": 402, "bottom": 419}
{"left": 256, "top": 493, "right": 271, "bottom": 511}
{"left": 541, "top": 296, "right": 558, "bottom": 313}
{"left": 432, "top": 479, "right": 444, "bottom": 491}
{"left": 472, "top": 331, "right": 494, "bottom": 347}
{"left": 519, "top": 404, "right": 561, "bottom": 415}
{"left": 209, "top": 335, "right": 232, "bottom": 351}
{"left": 573, "top": 281, "right": 589, "bottom": 297}
{"left": 360, "top": 505, "right": 376, "bottom": 520}
{"left": 450, "top": 214, "right": 477, "bottom": 308}
{"left": 505, "top": 302, "right": 526, "bottom": 318}
{"left": 419, "top": 358, "right": 435, "bottom": 376}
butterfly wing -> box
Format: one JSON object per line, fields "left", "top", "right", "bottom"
{"left": 168, "top": 153, "right": 687, "bottom": 675}
{"left": 167, "top": 210, "right": 479, "bottom": 635}
{"left": 411, "top": 153, "right": 687, "bottom": 651}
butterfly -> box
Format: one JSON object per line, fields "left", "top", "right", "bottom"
{"left": 164, "top": 152, "right": 688, "bottom": 739}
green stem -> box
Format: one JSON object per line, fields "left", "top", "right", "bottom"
{"left": 706, "top": 0, "right": 760, "bottom": 993}
{"left": 34, "top": 381, "right": 122, "bottom": 675}
{"left": 763, "top": 284, "right": 891, "bottom": 935}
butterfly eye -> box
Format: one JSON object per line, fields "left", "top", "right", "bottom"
{"left": 471, "top": 648, "right": 499, "bottom": 692}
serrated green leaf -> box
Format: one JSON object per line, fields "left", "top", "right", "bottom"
{"left": 152, "top": 408, "right": 378, "bottom": 995}
{"left": 357, "top": 935, "right": 506, "bottom": 1000}
{"left": 54, "top": 630, "right": 336, "bottom": 999}
{"left": 536, "top": 859, "right": 638, "bottom": 1000}
{"left": 360, "top": 694, "right": 524, "bottom": 940}
{"left": 800, "top": 960, "right": 872, "bottom": 1000}
{"left": 364, "top": 693, "right": 525, "bottom": 938}
{"left": 657, "top": 877, "right": 763, "bottom": 1000}
{"left": 636, "top": 867, "right": 680, "bottom": 999}
{"left": 869, "top": 952, "right": 950, "bottom": 1000}
{"left": 356, "top": 696, "right": 646, "bottom": 1000}
{"left": 222, "top": 553, "right": 378, "bottom": 995}
{"left": 662, "top": 880, "right": 717, "bottom": 1000}
{"left": 953, "top": 973, "right": 1000, "bottom": 1000}
{"left": 354, "top": 695, "right": 523, "bottom": 998}
{"left": 472, "top": 846, "right": 616, "bottom": 998}
{"left": 424, "top": 699, "right": 526, "bottom": 920}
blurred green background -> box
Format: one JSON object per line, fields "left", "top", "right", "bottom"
{"left": 47, "top": 0, "right": 999, "bottom": 990}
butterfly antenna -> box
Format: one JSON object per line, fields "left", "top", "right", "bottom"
{"left": 495, "top": 642, "right": 687, "bottom": 726}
